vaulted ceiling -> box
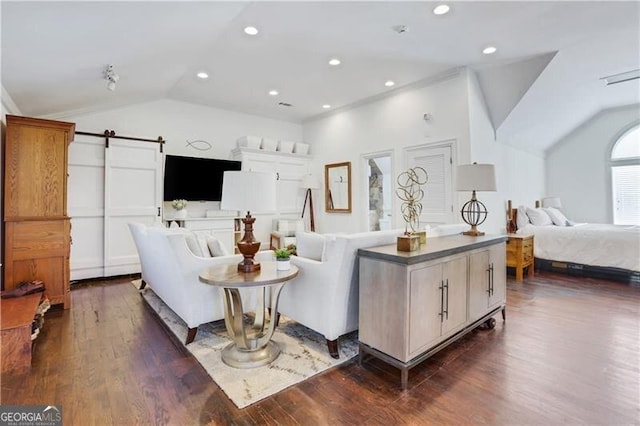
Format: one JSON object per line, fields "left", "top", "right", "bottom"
{"left": 2, "top": 1, "right": 639, "bottom": 153}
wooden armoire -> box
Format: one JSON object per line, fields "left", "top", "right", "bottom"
{"left": 3, "top": 115, "right": 75, "bottom": 309}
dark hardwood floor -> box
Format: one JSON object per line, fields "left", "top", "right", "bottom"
{"left": 1, "top": 272, "right": 638, "bottom": 425}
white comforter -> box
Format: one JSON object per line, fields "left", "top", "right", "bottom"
{"left": 518, "top": 223, "right": 640, "bottom": 272}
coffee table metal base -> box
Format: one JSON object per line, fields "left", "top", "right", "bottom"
{"left": 199, "top": 262, "right": 299, "bottom": 369}
{"left": 221, "top": 340, "right": 280, "bottom": 369}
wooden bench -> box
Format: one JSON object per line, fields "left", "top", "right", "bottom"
{"left": 1, "top": 293, "right": 43, "bottom": 373}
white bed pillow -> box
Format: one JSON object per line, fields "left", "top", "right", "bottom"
{"left": 544, "top": 207, "right": 570, "bottom": 226}
{"left": 516, "top": 205, "right": 529, "bottom": 230}
{"left": 526, "top": 207, "right": 553, "bottom": 226}
{"left": 295, "top": 231, "right": 325, "bottom": 261}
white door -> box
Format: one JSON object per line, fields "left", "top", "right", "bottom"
{"left": 405, "top": 143, "right": 454, "bottom": 225}
{"left": 363, "top": 151, "right": 394, "bottom": 231}
{"left": 104, "top": 139, "right": 163, "bottom": 276}
{"left": 68, "top": 135, "right": 105, "bottom": 280}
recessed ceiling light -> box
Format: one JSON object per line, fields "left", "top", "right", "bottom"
{"left": 384, "top": 80, "right": 395, "bottom": 87}
{"left": 244, "top": 26, "right": 258, "bottom": 36}
{"left": 268, "top": 90, "right": 279, "bottom": 96}
{"left": 322, "top": 104, "right": 331, "bottom": 109}
{"left": 482, "top": 46, "right": 497, "bottom": 55}
{"left": 329, "top": 58, "right": 341, "bottom": 66}
{"left": 196, "top": 72, "right": 209, "bottom": 79}
{"left": 433, "top": 4, "right": 450, "bottom": 15}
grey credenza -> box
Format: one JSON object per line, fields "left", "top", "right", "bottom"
{"left": 358, "top": 234, "right": 507, "bottom": 389}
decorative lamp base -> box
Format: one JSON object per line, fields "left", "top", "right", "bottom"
{"left": 460, "top": 192, "right": 488, "bottom": 238}
{"left": 237, "top": 240, "right": 261, "bottom": 273}
{"left": 397, "top": 235, "right": 420, "bottom": 252}
{"left": 236, "top": 212, "right": 261, "bottom": 273}
{"left": 463, "top": 229, "right": 485, "bottom": 236}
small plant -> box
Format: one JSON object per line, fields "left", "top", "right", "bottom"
{"left": 172, "top": 199, "right": 187, "bottom": 210}
{"left": 275, "top": 248, "right": 291, "bottom": 260}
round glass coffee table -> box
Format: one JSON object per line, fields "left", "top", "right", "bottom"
{"left": 199, "top": 261, "right": 298, "bottom": 368}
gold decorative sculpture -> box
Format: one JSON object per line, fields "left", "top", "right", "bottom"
{"left": 395, "top": 167, "right": 428, "bottom": 251}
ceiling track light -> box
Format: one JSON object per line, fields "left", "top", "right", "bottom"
{"left": 600, "top": 69, "right": 640, "bottom": 86}
{"left": 105, "top": 64, "right": 119, "bottom": 91}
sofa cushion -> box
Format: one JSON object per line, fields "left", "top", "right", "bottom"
{"left": 207, "top": 236, "right": 229, "bottom": 257}
{"left": 296, "top": 231, "right": 325, "bottom": 261}
{"left": 183, "top": 232, "right": 209, "bottom": 257}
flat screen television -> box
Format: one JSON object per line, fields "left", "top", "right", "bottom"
{"left": 163, "top": 155, "right": 242, "bottom": 201}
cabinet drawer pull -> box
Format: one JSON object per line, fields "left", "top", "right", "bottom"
{"left": 444, "top": 278, "right": 449, "bottom": 320}
{"left": 438, "top": 281, "right": 444, "bottom": 322}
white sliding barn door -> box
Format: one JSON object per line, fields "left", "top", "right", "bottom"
{"left": 68, "top": 135, "right": 162, "bottom": 280}
{"left": 104, "top": 140, "right": 163, "bottom": 277}
{"left": 405, "top": 142, "right": 454, "bottom": 225}
{"left": 68, "top": 135, "right": 105, "bottom": 280}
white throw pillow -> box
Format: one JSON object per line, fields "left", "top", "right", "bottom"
{"left": 184, "top": 232, "right": 210, "bottom": 257}
{"left": 206, "top": 236, "right": 229, "bottom": 257}
{"left": 295, "top": 231, "right": 325, "bottom": 261}
{"left": 544, "top": 207, "right": 570, "bottom": 226}
{"left": 516, "top": 205, "right": 529, "bottom": 230}
{"left": 526, "top": 207, "right": 553, "bottom": 226}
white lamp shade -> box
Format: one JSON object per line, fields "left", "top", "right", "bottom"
{"left": 300, "top": 173, "right": 320, "bottom": 189}
{"left": 220, "top": 171, "right": 277, "bottom": 212}
{"left": 542, "top": 196, "right": 562, "bottom": 209}
{"left": 456, "top": 163, "right": 497, "bottom": 191}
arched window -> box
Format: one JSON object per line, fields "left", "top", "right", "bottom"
{"left": 611, "top": 125, "right": 640, "bottom": 225}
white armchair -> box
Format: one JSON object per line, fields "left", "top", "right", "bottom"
{"left": 128, "top": 223, "right": 273, "bottom": 344}
{"left": 277, "top": 229, "right": 403, "bottom": 358}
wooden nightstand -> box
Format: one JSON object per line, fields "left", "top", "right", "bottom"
{"left": 506, "top": 234, "right": 534, "bottom": 281}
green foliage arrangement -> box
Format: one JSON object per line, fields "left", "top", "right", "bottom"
{"left": 275, "top": 248, "right": 291, "bottom": 260}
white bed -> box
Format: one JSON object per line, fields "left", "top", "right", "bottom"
{"left": 517, "top": 223, "right": 640, "bottom": 272}
{"left": 508, "top": 202, "right": 640, "bottom": 282}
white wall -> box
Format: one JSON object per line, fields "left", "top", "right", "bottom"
{"left": 55, "top": 98, "right": 303, "bottom": 161}
{"left": 303, "top": 68, "right": 545, "bottom": 235}
{"left": 54, "top": 99, "right": 302, "bottom": 260}
{"left": 466, "top": 70, "right": 545, "bottom": 233}
{"left": 546, "top": 104, "right": 640, "bottom": 223}
{"left": 303, "top": 71, "right": 471, "bottom": 233}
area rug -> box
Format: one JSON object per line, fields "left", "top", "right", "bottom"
{"left": 132, "top": 280, "right": 358, "bottom": 408}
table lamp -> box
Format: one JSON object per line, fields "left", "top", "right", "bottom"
{"left": 300, "top": 174, "right": 320, "bottom": 232}
{"left": 456, "top": 163, "right": 496, "bottom": 236}
{"left": 221, "top": 171, "right": 277, "bottom": 272}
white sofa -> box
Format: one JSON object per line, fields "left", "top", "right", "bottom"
{"left": 277, "top": 229, "right": 404, "bottom": 358}
{"left": 128, "top": 223, "right": 273, "bottom": 344}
